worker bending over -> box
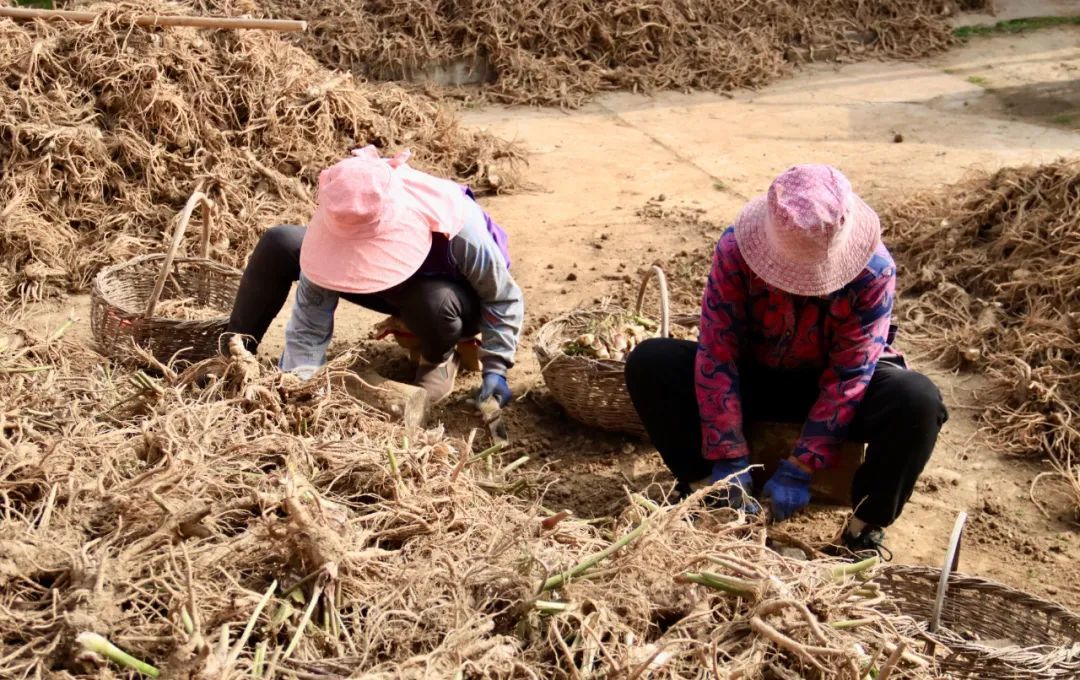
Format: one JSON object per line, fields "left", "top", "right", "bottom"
{"left": 224, "top": 147, "right": 523, "bottom": 408}
{"left": 626, "top": 164, "right": 947, "bottom": 559}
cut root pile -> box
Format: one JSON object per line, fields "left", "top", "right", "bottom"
{"left": 198, "top": 0, "right": 990, "bottom": 107}
{"left": 0, "top": 318, "right": 936, "bottom": 678}
{"left": 0, "top": 0, "right": 521, "bottom": 301}
{"left": 883, "top": 159, "right": 1080, "bottom": 512}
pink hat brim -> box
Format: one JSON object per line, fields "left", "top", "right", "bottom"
{"left": 734, "top": 194, "right": 881, "bottom": 297}
{"left": 300, "top": 197, "right": 433, "bottom": 295}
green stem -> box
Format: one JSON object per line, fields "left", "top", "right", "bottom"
{"left": 830, "top": 556, "right": 879, "bottom": 580}
{"left": 48, "top": 318, "right": 74, "bottom": 342}
{"left": 542, "top": 519, "right": 651, "bottom": 591}
{"left": 632, "top": 495, "right": 660, "bottom": 513}
{"left": 535, "top": 600, "right": 571, "bottom": 614}
{"left": 252, "top": 641, "right": 266, "bottom": 677}
{"left": 180, "top": 607, "right": 194, "bottom": 635}
{"left": 76, "top": 632, "right": 160, "bottom": 678}
{"left": 680, "top": 571, "right": 760, "bottom": 597}
{"left": 270, "top": 602, "right": 293, "bottom": 628}
{"left": 467, "top": 442, "right": 506, "bottom": 464}
{"left": 225, "top": 580, "right": 277, "bottom": 669}
{"left": 282, "top": 582, "right": 322, "bottom": 660}
{"left": 502, "top": 455, "right": 530, "bottom": 474}
{"left": 0, "top": 365, "right": 51, "bottom": 374}
{"left": 506, "top": 478, "right": 528, "bottom": 495}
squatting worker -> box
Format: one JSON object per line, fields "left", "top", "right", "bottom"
{"left": 224, "top": 146, "right": 523, "bottom": 407}
{"left": 625, "top": 164, "right": 947, "bottom": 559}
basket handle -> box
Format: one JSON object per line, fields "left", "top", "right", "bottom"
{"left": 930, "top": 510, "right": 967, "bottom": 634}
{"left": 144, "top": 189, "right": 216, "bottom": 319}
{"left": 633, "top": 265, "right": 671, "bottom": 338}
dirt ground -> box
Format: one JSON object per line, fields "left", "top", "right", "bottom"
{"left": 22, "top": 14, "right": 1080, "bottom": 608}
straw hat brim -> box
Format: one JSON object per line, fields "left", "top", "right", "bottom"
{"left": 733, "top": 194, "right": 881, "bottom": 297}
{"left": 300, "top": 191, "right": 433, "bottom": 295}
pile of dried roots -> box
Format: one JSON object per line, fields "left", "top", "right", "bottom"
{"left": 0, "top": 319, "right": 937, "bottom": 678}
{"left": 198, "top": 0, "right": 990, "bottom": 107}
{"left": 883, "top": 159, "right": 1080, "bottom": 510}
{"left": 0, "top": 1, "right": 521, "bottom": 301}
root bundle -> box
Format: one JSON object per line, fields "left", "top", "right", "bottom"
{"left": 0, "top": 317, "right": 937, "bottom": 678}
{"left": 0, "top": 1, "right": 521, "bottom": 301}
{"left": 200, "top": 0, "right": 990, "bottom": 107}
{"left": 883, "top": 159, "right": 1080, "bottom": 511}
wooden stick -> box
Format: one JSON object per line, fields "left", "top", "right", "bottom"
{"left": 0, "top": 7, "right": 307, "bottom": 32}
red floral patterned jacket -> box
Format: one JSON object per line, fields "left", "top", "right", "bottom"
{"left": 696, "top": 228, "right": 898, "bottom": 471}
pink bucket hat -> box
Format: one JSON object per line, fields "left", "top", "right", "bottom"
{"left": 300, "top": 153, "right": 467, "bottom": 294}
{"left": 734, "top": 164, "right": 880, "bottom": 297}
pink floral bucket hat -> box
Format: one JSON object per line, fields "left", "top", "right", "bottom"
{"left": 734, "top": 164, "right": 881, "bottom": 297}
{"left": 300, "top": 148, "right": 469, "bottom": 294}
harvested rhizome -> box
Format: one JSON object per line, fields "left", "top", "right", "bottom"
{"left": 0, "top": 325, "right": 935, "bottom": 677}
{"left": 883, "top": 159, "right": 1080, "bottom": 515}
{"left": 0, "top": 0, "right": 521, "bottom": 302}
{"left": 197, "top": 0, "right": 991, "bottom": 107}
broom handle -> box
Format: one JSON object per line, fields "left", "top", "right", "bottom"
{"left": 633, "top": 265, "right": 671, "bottom": 338}
{"left": 145, "top": 190, "right": 215, "bottom": 319}
{"left": 0, "top": 7, "right": 307, "bottom": 32}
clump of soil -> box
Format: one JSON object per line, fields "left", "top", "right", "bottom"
{"left": 882, "top": 159, "right": 1080, "bottom": 511}
{"left": 0, "top": 0, "right": 521, "bottom": 301}
{"left": 198, "top": 0, "right": 991, "bottom": 107}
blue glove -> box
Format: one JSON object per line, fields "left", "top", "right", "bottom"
{"left": 762, "top": 459, "right": 813, "bottom": 521}
{"left": 708, "top": 456, "right": 760, "bottom": 513}
{"left": 476, "top": 372, "right": 512, "bottom": 407}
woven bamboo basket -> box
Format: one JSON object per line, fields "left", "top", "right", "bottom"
{"left": 90, "top": 190, "right": 242, "bottom": 365}
{"left": 876, "top": 513, "right": 1080, "bottom": 679}
{"left": 535, "top": 265, "right": 695, "bottom": 437}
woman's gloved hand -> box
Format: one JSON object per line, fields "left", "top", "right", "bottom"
{"left": 476, "top": 372, "right": 512, "bottom": 407}
{"left": 708, "top": 456, "right": 760, "bottom": 513}
{"left": 761, "top": 458, "right": 813, "bottom": 521}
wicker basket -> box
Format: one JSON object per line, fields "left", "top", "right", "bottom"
{"left": 535, "top": 265, "right": 694, "bottom": 437}
{"left": 90, "top": 190, "right": 242, "bottom": 365}
{"left": 875, "top": 513, "right": 1080, "bottom": 679}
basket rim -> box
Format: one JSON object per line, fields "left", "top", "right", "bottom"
{"left": 880, "top": 564, "right": 1080, "bottom": 619}
{"left": 92, "top": 253, "right": 240, "bottom": 322}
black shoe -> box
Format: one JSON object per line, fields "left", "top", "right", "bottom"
{"left": 838, "top": 526, "right": 893, "bottom": 562}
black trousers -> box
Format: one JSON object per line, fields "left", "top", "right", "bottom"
{"left": 226, "top": 225, "right": 481, "bottom": 363}
{"left": 624, "top": 338, "right": 948, "bottom": 528}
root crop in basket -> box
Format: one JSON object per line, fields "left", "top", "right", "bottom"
{"left": 195, "top": 0, "right": 991, "bottom": 107}
{"left": 151, "top": 297, "right": 227, "bottom": 321}
{"left": 0, "top": 313, "right": 940, "bottom": 678}
{"left": 0, "top": 0, "right": 522, "bottom": 302}
{"left": 883, "top": 159, "right": 1080, "bottom": 513}
{"left": 563, "top": 312, "right": 698, "bottom": 361}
